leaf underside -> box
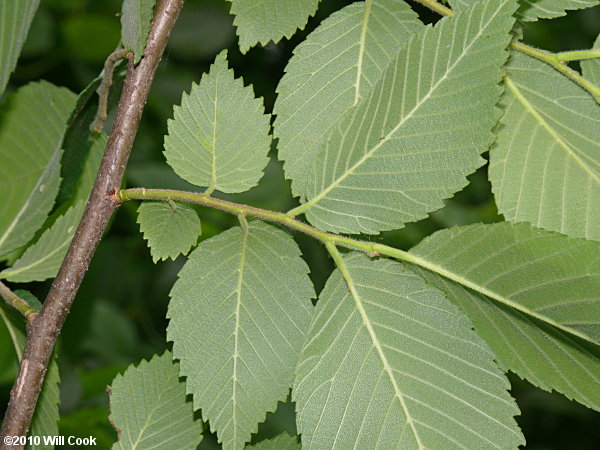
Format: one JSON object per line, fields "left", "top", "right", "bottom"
{"left": 167, "top": 221, "right": 314, "bottom": 449}
{"left": 273, "top": 0, "right": 423, "bottom": 197}
{"left": 246, "top": 433, "right": 300, "bottom": 449}
{"left": 0, "top": 81, "right": 76, "bottom": 257}
{"left": 137, "top": 201, "right": 201, "bottom": 263}
{"left": 164, "top": 51, "right": 271, "bottom": 195}
{"left": 296, "top": 0, "right": 516, "bottom": 234}
{"left": 109, "top": 351, "right": 203, "bottom": 449}
{"left": 581, "top": 33, "right": 600, "bottom": 86}
{"left": 489, "top": 51, "right": 600, "bottom": 241}
{"left": 294, "top": 253, "right": 523, "bottom": 449}
{"left": 449, "top": 0, "right": 600, "bottom": 21}
{"left": 229, "top": 0, "right": 321, "bottom": 53}
{"left": 409, "top": 222, "right": 600, "bottom": 410}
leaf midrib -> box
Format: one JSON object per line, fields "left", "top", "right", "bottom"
{"left": 297, "top": 5, "right": 502, "bottom": 214}
{"left": 353, "top": 0, "right": 373, "bottom": 106}
{"left": 231, "top": 223, "right": 249, "bottom": 446}
{"left": 398, "top": 248, "right": 600, "bottom": 347}
{"left": 334, "top": 253, "right": 424, "bottom": 449}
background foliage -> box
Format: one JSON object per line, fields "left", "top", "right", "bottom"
{"left": 1, "top": 0, "right": 599, "bottom": 448}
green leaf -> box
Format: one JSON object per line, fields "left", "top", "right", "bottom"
{"left": 273, "top": 0, "right": 422, "bottom": 197}
{"left": 167, "top": 221, "right": 314, "bottom": 449}
{"left": 294, "top": 253, "right": 523, "bottom": 449}
{"left": 410, "top": 222, "right": 600, "bottom": 345}
{"left": 1, "top": 202, "right": 84, "bottom": 282}
{"left": 164, "top": 51, "right": 271, "bottom": 195}
{"left": 121, "top": 0, "right": 157, "bottom": 63}
{"left": 412, "top": 266, "right": 600, "bottom": 411}
{"left": 515, "top": 0, "right": 600, "bottom": 21}
{"left": 57, "top": 73, "right": 113, "bottom": 208}
{"left": 449, "top": 0, "right": 600, "bottom": 21}
{"left": 292, "top": 0, "right": 517, "bottom": 234}
{"left": 0, "top": 0, "right": 41, "bottom": 95}
{"left": 137, "top": 201, "right": 201, "bottom": 263}
{"left": 581, "top": 33, "right": 600, "bottom": 89}
{"left": 489, "top": 51, "right": 600, "bottom": 241}
{"left": 0, "top": 81, "right": 77, "bottom": 257}
{"left": 109, "top": 351, "right": 203, "bottom": 449}
{"left": 0, "top": 291, "right": 60, "bottom": 448}
{"left": 247, "top": 433, "right": 300, "bottom": 449}
{"left": 229, "top": 0, "right": 321, "bottom": 53}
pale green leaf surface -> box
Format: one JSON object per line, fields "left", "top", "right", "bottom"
{"left": 0, "top": 291, "right": 60, "bottom": 448}
{"left": 0, "top": 81, "right": 76, "bottom": 256}
{"left": 0, "top": 0, "right": 41, "bottom": 95}
{"left": 229, "top": 0, "right": 320, "bottom": 53}
{"left": 273, "top": 0, "right": 422, "bottom": 197}
{"left": 109, "top": 351, "right": 203, "bottom": 450}
{"left": 137, "top": 201, "right": 201, "bottom": 263}
{"left": 121, "top": 0, "right": 157, "bottom": 63}
{"left": 581, "top": 33, "right": 600, "bottom": 90}
{"left": 167, "top": 221, "right": 314, "bottom": 449}
{"left": 412, "top": 266, "right": 600, "bottom": 411}
{"left": 449, "top": 0, "right": 600, "bottom": 21}
{"left": 294, "top": 253, "right": 523, "bottom": 449}
{"left": 409, "top": 222, "right": 600, "bottom": 346}
{"left": 247, "top": 433, "right": 299, "bottom": 449}
{"left": 296, "top": 0, "right": 516, "bottom": 234}
{"left": 489, "top": 52, "right": 600, "bottom": 241}
{"left": 1, "top": 202, "right": 85, "bottom": 282}
{"left": 164, "top": 51, "right": 270, "bottom": 194}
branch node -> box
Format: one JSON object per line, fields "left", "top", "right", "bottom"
{"left": 109, "top": 189, "right": 122, "bottom": 205}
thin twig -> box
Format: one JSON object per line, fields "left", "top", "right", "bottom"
{"left": 0, "top": 0, "right": 185, "bottom": 443}
{"left": 510, "top": 41, "right": 600, "bottom": 103}
{"left": 116, "top": 187, "right": 600, "bottom": 348}
{"left": 90, "top": 49, "right": 133, "bottom": 134}
{"left": 0, "top": 281, "right": 36, "bottom": 319}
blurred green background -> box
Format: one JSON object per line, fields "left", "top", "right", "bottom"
{"left": 1, "top": 0, "right": 599, "bottom": 448}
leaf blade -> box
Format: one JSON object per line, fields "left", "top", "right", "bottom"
{"left": 0, "top": 0, "right": 41, "bottom": 95}
{"left": 294, "top": 253, "right": 523, "bottom": 449}
{"left": 273, "top": 0, "right": 422, "bottom": 196}
{"left": 296, "top": 0, "right": 517, "bottom": 234}
{"left": 137, "top": 201, "right": 201, "bottom": 263}
{"left": 229, "top": 0, "right": 321, "bottom": 53}
{"left": 580, "top": 33, "right": 600, "bottom": 95}
{"left": 164, "top": 51, "right": 271, "bottom": 194}
{"left": 1, "top": 202, "right": 85, "bottom": 282}
{"left": 109, "top": 351, "right": 203, "bottom": 449}
{"left": 247, "top": 433, "right": 300, "bottom": 449}
{"left": 0, "top": 81, "right": 76, "bottom": 256}
{"left": 489, "top": 51, "right": 600, "bottom": 241}
{"left": 167, "top": 221, "right": 314, "bottom": 449}
{"left": 121, "top": 0, "right": 157, "bottom": 63}
{"left": 409, "top": 222, "right": 600, "bottom": 347}
{"left": 449, "top": 0, "right": 600, "bottom": 21}
{"left": 411, "top": 265, "right": 600, "bottom": 411}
